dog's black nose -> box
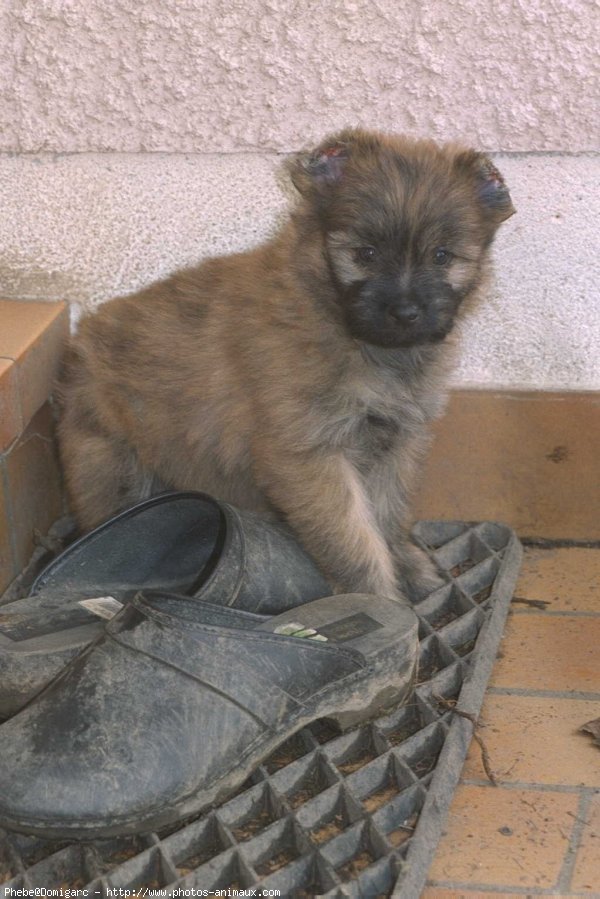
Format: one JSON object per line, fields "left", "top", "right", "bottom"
{"left": 390, "top": 305, "right": 420, "bottom": 325}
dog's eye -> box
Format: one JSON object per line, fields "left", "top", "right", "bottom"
{"left": 434, "top": 248, "right": 453, "bottom": 266}
{"left": 355, "top": 246, "right": 378, "bottom": 264}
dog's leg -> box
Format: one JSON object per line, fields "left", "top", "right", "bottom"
{"left": 392, "top": 533, "right": 446, "bottom": 602}
{"left": 253, "top": 446, "right": 402, "bottom": 601}
{"left": 366, "top": 436, "right": 445, "bottom": 601}
{"left": 59, "top": 426, "right": 159, "bottom": 531}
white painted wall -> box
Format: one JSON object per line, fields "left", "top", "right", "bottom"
{"left": 3, "top": 0, "right": 597, "bottom": 152}
{"left": 1, "top": 0, "right": 599, "bottom": 389}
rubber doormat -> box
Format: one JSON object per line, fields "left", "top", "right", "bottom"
{"left": 0, "top": 520, "right": 522, "bottom": 898}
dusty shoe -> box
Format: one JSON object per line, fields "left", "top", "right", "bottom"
{"left": 0, "top": 491, "right": 330, "bottom": 717}
{"left": 0, "top": 590, "right": 418, "bottom": 839}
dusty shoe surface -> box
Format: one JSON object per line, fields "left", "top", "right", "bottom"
{"left": 0, "top": 491, "right": 330, "bottom": 717}
{"left": 0, "top": 591, "right": 418, "bottom": 838}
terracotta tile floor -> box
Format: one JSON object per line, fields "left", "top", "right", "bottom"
{"left": 423, "top": 546, "right": 600, "bottom": 898}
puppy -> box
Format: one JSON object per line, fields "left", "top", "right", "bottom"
{"left": 57, "top": 128, "right": 514, "bottom": 602}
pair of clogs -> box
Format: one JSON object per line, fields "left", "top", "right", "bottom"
{"left": 0, "top": 492, "right": 419, "bottom": 839}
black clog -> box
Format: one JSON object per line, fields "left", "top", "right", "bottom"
{"left": 0, "top": 491, "right": 330, "bottom": 717}
{"left": 0, "top": 591, "right": 418, "bottom": 839}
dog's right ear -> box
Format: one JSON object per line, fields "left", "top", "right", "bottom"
{"left": 287, "top": 137, "right": 352, "bottom": 197}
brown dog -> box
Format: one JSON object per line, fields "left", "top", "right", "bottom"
{"left": 57, "top": 128, "right": 514, "bottom": 602}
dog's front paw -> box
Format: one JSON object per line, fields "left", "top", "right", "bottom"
{"left": 395, "top": 541, "right": 446, "bottom": 603}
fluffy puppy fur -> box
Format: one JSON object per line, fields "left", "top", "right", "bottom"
{"left": 58, "top": 128, "right": 514, "bottom": 602}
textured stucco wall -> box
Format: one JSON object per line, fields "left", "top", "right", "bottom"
{"left": 2, "top": 0, "right": 599, "bottom": 153}
{"left": 1, "top": 152, "right": 598, "bottom": 390}
{"left": 1, "top": 0, "right": 599, "bottom": 391}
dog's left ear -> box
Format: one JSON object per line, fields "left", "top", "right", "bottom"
{"left": 456, "top": 151, "right": 516, "bottom": 223}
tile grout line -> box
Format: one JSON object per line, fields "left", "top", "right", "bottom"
{"left": 487, "top": 686, "right": 600, "bottom": 701}
{"left": 10, "top": 366, "right": 25, "bottom": 450}
{"left": 425, "top": 877, "right": 600, "bottom": 896}
{"left": 0, "top": 456, "right": 18, "bottom": 583}
{"left": 2, "top": 149, "right": 600, "bottom": 160}
{"left": 521, "top": 538, "right": 600, "bottom": 549}
{"left": 556, "top": 788, "right": 597, "bottom": 895}
{"left": 510, "top": 609, "right": 600, "bottom": 618}
{"left": 460, "top": 779, "right": 600, "bottom": 795}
